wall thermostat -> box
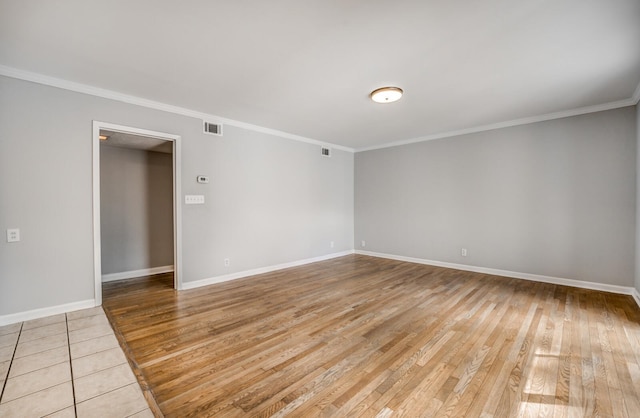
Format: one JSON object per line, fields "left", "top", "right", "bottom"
{"left": 197, "top": 175, "right": 209, "bottom": 184}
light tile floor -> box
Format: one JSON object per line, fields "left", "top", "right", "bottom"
{"left": 0, "top": 307, "right": 153, "bottom": 417}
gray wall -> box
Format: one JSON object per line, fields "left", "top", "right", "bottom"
{"left": 100, "top": 146, "right": 174, "bottom": 276}
{"left": 0, "top": 75, "right": 354, "bottom": 316}
{"left": 356, "top": 107, "right": 636, "bottom": 286}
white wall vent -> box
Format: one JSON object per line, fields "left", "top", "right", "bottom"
{"left": 321, "top": 147, "right": 331, "bottom": 157}
{"left": 203, "top": 121, "right": 223, "bottom": 136}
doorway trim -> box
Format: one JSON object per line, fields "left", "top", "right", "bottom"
{"left": 92, "top": 121, "right": 183, "bottom": 305}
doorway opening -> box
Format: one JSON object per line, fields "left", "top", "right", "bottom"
{"left": 92, "top": 121, "right": 182, "bottom": 305}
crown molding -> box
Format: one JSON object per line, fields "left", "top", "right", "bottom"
{"left": 0, "top": 64, "right": 354, "bottom": 153}
{"left": 357, "top": 97, "right": 638, "bottom": 152}
{"left": 1, "top": 64, "right": 636, "bottom": 154}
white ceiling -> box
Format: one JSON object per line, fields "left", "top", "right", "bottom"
{"left": 100, "top": 130, "right": 173, "bottom": 154}
{"left": 1, "top": 1, "right": 639, "bottom": 150}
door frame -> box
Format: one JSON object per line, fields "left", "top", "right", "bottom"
{"left": 92, "top": 121, "right": 183, "bottom": 305}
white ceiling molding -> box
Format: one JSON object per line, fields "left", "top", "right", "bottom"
{"left": 0, "top": 64, "right": 354, "bottom": 153}
{"left": 1, "top": 64, "right": 637, "bottom": 154}
{"left": 356, "top": 97, "right": 638, "bottom": 153}
{"left": 1, "top": 2, "right": 637, "bottom": 149}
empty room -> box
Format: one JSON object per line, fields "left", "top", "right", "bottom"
{"left": 1, "top": 1, "right": 640, "bottom": 417}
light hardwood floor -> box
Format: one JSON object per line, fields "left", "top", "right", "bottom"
{"left": 102, "top": 255, "right": 640, "bottom": 417}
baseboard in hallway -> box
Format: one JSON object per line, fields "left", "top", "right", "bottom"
{"left": 102, "top": 265, "right": 174, "bottom": 283}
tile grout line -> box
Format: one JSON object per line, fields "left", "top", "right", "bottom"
{"left": 65, "top": 314, "right": 79, "bottom": 417}
{"left": 0, "top": 323, "right": 24, "bottom": 404}
{"left": 75, "top": 382, "right": 148, "bottom": 413}
{"left": 1, "top": 312, "right": 152, "bottom": 416}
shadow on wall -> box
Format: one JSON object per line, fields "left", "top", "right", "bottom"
{"left": 100, "top": 144, "right": 174, "bottom": 277}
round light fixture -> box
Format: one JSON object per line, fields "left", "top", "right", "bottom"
{"left": 370, "top": 86, "right": 403, "bottom": 103}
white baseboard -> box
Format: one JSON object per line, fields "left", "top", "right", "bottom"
{"left": 3, "top": 253, "right": 635, "bottom": 327}
{"left": 0, "top": 299, "right": 96, "bottom": 327}
{"left": 182, "top": 250, "right": 355, "bottom": 290}
{"left": 356, "top": 250, "right": 637, "bottom": 298}
{"left": 102, "top": 265, "right": 174, "bottom": 282}
{"left": 632, "top": 288, "right": 640, "bottom": 309}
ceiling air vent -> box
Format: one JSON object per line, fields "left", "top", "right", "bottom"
{"left": 203, "top": 121, "right": 223, "bottom": 136}
{"left": 321, "top": 147, "right": 331, "bottom": 157}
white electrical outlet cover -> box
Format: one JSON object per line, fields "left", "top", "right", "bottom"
{"left": 7, "top": 228, "right": 20, "bottom": 242}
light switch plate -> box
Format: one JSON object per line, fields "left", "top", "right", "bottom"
{"left": 185, "top": 195, "right": 205, "bottom": 204}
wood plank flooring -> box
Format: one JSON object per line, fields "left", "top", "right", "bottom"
{"left": 102, "top": 255, "right": 640, "bottom": 417}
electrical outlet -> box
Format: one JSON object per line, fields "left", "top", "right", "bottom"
{"left": 461, "top": 248, "right": 468, "bottom": 257}
{"left": 224, "top": 258, "right": 230, "bottom": 267}
{"left": 7, "top": 229, "right": 20, "bottom": 243}
{"left": 361, "top": 240, "right": 366, "bottom": 247}
{"left": 330, "top": 241, "right": 334, "bottom": 248}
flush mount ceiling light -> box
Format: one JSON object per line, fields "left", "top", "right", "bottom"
{"left": 99, "top": 135, "right": 109, "bottom": 141}
{"left": 370, "top": 86, "right": 403, "bottom": 103}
